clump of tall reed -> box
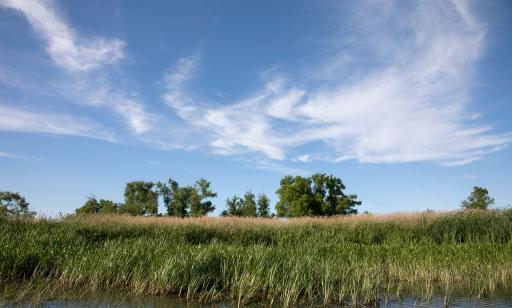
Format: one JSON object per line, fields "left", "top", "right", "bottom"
{"left": 1, "top": 209, "right": 512, "bottom": 306}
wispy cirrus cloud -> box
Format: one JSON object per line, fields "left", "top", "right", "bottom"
{"left": 0, "top": 104, "right": 116, "bottom": 141}
{"left": 161, "top": 0, "right": 510, "bottom": 166}
{"left": 1, "top": 0, "right": 509, "bottom": 170}
{"left": 0, "top": 0, "right": 124, "bottom": 71}
{"left": 0, "top": 151, "right": 15, "bottom": 158}
{"left": 161, "top": 59, "right": 299, "bottom": 160}
{"left": 0, "top": 150, "right": 42, "bottom": 160}
{"left": 0, "top": 0, "right": 152, "bottom": 135}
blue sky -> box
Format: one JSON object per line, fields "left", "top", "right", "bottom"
{"left": 1, "top": 0, "right": 511, "bottom": 216}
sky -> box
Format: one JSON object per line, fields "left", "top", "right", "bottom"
{"left": 1, "top": 0, "right": 511, "bottom": 216}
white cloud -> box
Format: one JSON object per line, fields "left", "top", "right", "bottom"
{"left": 0, "top": 0, "right": 124, "bottom": 71}
{"left": 0, "top": 151, "right": 15, "bottom": 158}
{"left": 293, "top": 154, "right": 312, "bottom": 163}
{"left": 84, "top": 85, "right": 153, "bottom": 135}
{"left": 0, "top": 150, "right": 42, "bottom": 160}
{"left": 161, "top": 55, "right": 200, "bottom": 120}
{"left": 2, "top": 0, "right": 508, "bottom": 168}
{"left": 0, "top": 0, "right": 153, "bottom": 135}
{"left": 267, "top": 88, "right": 305, "bottom": 120}
{"left": 289, "top": 0, "right": 511, "bottom": 165}
{"left": 161, "top": 58, "right": 300, "bottom": 160}
{"left": 0, "top": 104, "right": 116, "bottom": 141}
{"left": 462, "top": 174, "right": 478, "bottom": 180}
{"left": 161, "top": 0, "right": 510, "bottom": 166}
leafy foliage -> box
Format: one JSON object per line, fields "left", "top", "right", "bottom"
{"left": 75, "top": 197, "right": 121, "bottom": 214}
{"left": 241, "top": 191, "right": 257, "bottom": 217}
{"left": 0, "top": 191, "right": 34, "bottom": 218}
{"left": 70, "top": 173, "right": 364, "bottom": 218}
{"left": 461, "top": 186, "right": 495, "bottom": 210}
{"left": 190, "top": 178, "right": 217, "bottom": 217}
{"left": 276, "top": 173, "right": 360, "bottom": 217}
{"left": 222, "top": 192, "right": 271, "bottom": 217}
{"left": 157, "top": 178, "right": 217, "bottom": 217}
{"left": 257, "top": 194, "right": 271, "bottom": 218}
{"left": 221, "top": 195, "right": 244, "bottom": 217}
{"left": 120, "top": 181, "right": 158, "bottom": 216}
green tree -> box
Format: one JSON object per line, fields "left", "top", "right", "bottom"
{"left": 158, "top": 178, "right": 217, "bottom": 217}
{"left": 221, "top": 196, "right": 244, "bottom": 216}
{"left": 76, "top": 196, "right": 100, "bottom": 214}
{"left": 257, "top": 194, "right": 271, "bottom": 217}
{"left": 241, "top": 191, "right": 257, "bottom": 217}
{"left": 276, "top": 173, "right": 360, "bottom": 217}
{"left": 158, "top": 179, "right": 188, "bottom": 217}
{"left": 0, "top": 191, "right": 34, "bottom": 218}
{"left": 76, "top": 197, "right": 120, "bottom": 214}
{"left": 120, "top": 181, "right": 158, "bottom": 216}
{"left": 98, "top": 199, "right": 120, "bottom": 214}
{"left": 156, "top": 180, "right": 172, "bottom": 212}
{"left": 276, "top": 176, "right": 318, "bottom": 217}
{"left": 461, "top": 186, "right": 494, "bottom": 210}
{"left": 190, "top": 178, "right": 217, "bottom": 217}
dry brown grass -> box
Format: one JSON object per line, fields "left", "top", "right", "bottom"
{"left": 63, "top": 210, "right": 450, "bottom": 228}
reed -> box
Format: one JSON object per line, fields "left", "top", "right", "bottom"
{"left": 2, "top": 209, "right": 512, "bottom": 305}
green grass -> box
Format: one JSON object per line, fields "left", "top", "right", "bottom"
{"left": 2, "top": 210, "right": 512, "bottom": 306}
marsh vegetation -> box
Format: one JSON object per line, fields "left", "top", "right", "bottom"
{"left": 2, "top": 210, "right": 512, "bottom": 306}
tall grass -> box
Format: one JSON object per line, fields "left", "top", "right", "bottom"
{"left": 2, "top": 210, "right": 512, "bottom": 305}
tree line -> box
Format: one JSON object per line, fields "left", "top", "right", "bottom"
{"left": 76, "top": 178, "right": 217, "bottom": 217}
{"left": 221, "top": 192, "right": 272, "bottom": 217}
{"left": 74, "top": 173, "right": 363, "bottom": 217}
{"left": 2, "top": 178, "right": 496, "bottom": 219}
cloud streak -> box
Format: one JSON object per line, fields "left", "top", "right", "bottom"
{"left": 0, "top": 0, "right": 152, "bottom": 135}
{"left": 1, "top": 0, "right": 509, "bottom": 168}
{"left": 161, "top": 0, "right": 510, "bottom": 166}
{"left": 0, "top": 0, "right": 124, "bottom": 71}
{"left": 0, "top": 104, "right": 116, "bottom": 141}
{"left": 0, "top": 151, "right": 15, "bottom": 158}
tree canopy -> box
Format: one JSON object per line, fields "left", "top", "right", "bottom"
{"left": 120, "top": 181, "right": 158, "bottom": 216}
{"left": 70, "top": 173, "right": 364, "bottom": 218}
{"left": 275, "top": 173, "right": 361, "bottom": 217}
{"left": 157, "top": 178, "right": 217, "bottom": 217}
{"left": 221, "top": 192, "right": 271, "bottom": 217}
{"left": 221, "top": 195, "right": 244, "bottom": 217}
{"left": 461, "top": 186, "right": 494, "bottom": 210}
{"left": 75, "top": 197, "right": 121, "bottom": 214}
{"left": 257, "top": 194, "right": 271, "bottom": 218}
{"left": 0, "top": 191, "right": 34, "bottom": 218}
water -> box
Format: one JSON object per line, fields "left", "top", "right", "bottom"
{"left": 3, "top": 293, "right": 512, "bottom": 308}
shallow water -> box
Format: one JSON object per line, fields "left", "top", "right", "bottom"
{"left": 3, "top": 294, "right": 512, "bottom": 308}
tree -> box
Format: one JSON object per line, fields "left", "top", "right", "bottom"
{"left": 0, "top": 191, "right": 34, "bottom": 218}
{"left": 98, "top": 199, "right": 120, "bottom": 214}
{"left": 240, "top": 191, "right": 257, "bottom": 217}
{"left": 461, "top": 186, "right": 494, "bottom": 210}
{"left": 157, "top": 178, "right": 217, "bottom": 217}
{"left": 120, "top": 181, "right": 158, "bottom": 216}
{"left": 76, "top": 197, "right": 121, "bottom": 214}
{"left": 156, "top": 180, "right": 172, "bottom": 212}
{"left": 190, "top": 178, "right": 217, "bottom": 217}
{"left": 257, "top": 194, "right": 271, "bottom": 218}
{"left": 276, "top": 176, "right": 318, "bottom": 217}
{"left": 276, "top": 173, "right": 360, "bottom": 217}
{"left": 157, "top": 179, "right": 188, "bottom": 217}
{"left": 221, "top": 196, "right": 244, "bottom": 216}
{"left": 76, "top": 197, "right": 100, "bottom": 214}
{"left": 222, "top": 192, "right": 271, "bottom": 217}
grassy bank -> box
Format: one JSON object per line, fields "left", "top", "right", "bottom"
{"left": 2, "top": 210, "right": 512, "bottom": 306}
